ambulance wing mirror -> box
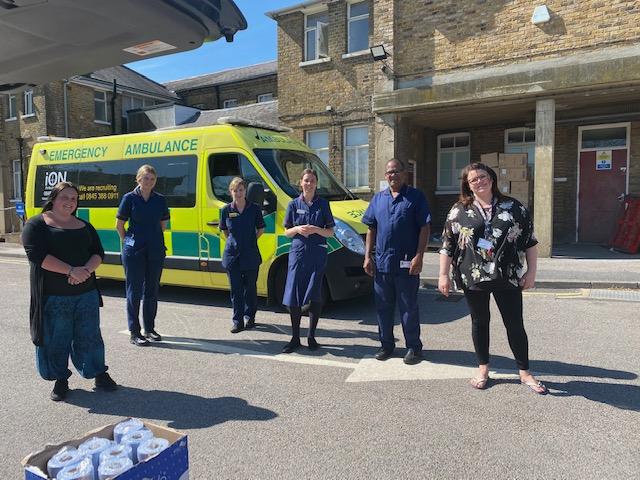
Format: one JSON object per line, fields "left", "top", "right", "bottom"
{"left": 263, "top": 189, "right": 277, "bottom": 215}
{"left": 247, "top": 182, "right": 265, "bottom": 206}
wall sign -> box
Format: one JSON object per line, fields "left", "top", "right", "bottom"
{"left": 596, "top": 150, "right": 612, "bottom": 170}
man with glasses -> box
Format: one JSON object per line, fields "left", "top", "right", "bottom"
{"left": 362, "top": 158, "right": 431, "bottom": 364}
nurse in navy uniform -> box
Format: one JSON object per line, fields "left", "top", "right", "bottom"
{"left": 220, "top": 177, "right": 265, "bottom": 333}
{"left": 281, "top": 168, "right": 335, "bottom": 353}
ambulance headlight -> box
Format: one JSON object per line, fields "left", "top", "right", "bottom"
{"left": 334, "top": 219, "right": 365, "bottom": 255}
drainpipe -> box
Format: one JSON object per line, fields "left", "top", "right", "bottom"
{"left": 214, "top": 85, "right": 221, "bottom": 109}
{"left": 63, "top": 79, "right": 69, "bottom": 137}
{"left": 111, "top": 79, "right": 117, "bottom": 134}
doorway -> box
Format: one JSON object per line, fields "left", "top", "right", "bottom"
{"left": 576, "top": 123, "right": 629, "bottom": 244}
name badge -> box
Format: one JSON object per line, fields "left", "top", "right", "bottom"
{"left": 124, "top": 237, "right": 135, "bottom": 247}
{"left": 296, "top": 208, "right": 306, "bottom": 215}
{"left": 477, "top": 238, "right": 493, "bottom": 250}
{"left": 400, "top": 260, "right": 411, "bottom": 269}
{"left": 229, "top": 212, "right": 239, "bottom": 218}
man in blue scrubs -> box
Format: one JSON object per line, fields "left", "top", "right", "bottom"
{"left": 362, "top": 158, "right": 431, "bottom": 364}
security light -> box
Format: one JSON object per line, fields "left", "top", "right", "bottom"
{"left": 370, "top": 45, "right": 388, "bottom": 61}
{"left": 531, "top": 5, "right": 551, "bottom": 25}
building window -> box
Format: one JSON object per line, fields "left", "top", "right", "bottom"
{"left": 344, "top": 125, "right": 369, "bottom": 189}
{"left": 348, "top": 1, "right": 369, "bottom": 53}
{"left": 305, "top": 11, "right": 329, "bottom": 61}
{"left": 94, "top": 90, "right": 109, "bottom": 123}
{"left": 12, "top": 159, "right": 22, "bottom": 200}
{"left": 437, "top": 133, "right": 470, "bottom": 191}
{"left": 580, "top": 126, "right": 628, "bottom": 149}
{"left": 223, "top": 99, "right": 238, "bottom": 109}
{"left": 306, "top": 129, "right": 329, "bottom": 165}
{"left": 22, "top": 89, "right": 34, "bottom": 116}
{"left": 257, "top": 93, "right": 274, "bottom": 103}
{"left": 505, "top": 127, "right": 535, "bottom": 166}
{"left": 5, "top": 94, "right": 17, "bottom": 120}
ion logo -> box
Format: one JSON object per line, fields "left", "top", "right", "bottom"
{"left": 41, "top": 171, "right": 69, "bottom": 201}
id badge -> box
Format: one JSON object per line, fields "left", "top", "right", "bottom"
{"left": 124, "top": 236, "right": 135, "bottom": 247}
{"left": 400, "top": 260, "right": 411, "bottom": 269}
{"left": 296, "top": 208, "right": 306, "bottom": 215}
{"left": 477, "top": 238, "right": 492, "bottom": 250}
{"left": 229, "top": 212, "right": 239, "bottom": 218}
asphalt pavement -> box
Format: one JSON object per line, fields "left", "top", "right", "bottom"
{"left": 0, "top": 255, "right": 638, "bottom": 479}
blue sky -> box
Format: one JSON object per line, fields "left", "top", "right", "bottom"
{"left": 127, "top": 0, "right": 293, "bottom": 84}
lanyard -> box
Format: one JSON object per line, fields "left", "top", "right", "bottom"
{"left": 473, "top": 198, "right": 496, "bottom": 239}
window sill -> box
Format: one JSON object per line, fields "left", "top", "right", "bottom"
{"left": 350, "top": 187, "right": 372, "bottom": 194}
{"left": 21, "top": 113, "right": 35, "bottom": 119}
{"left": 299, "top": 57, "right": 331, "bottom": 67}
{"left": 4, "top": 117, "right": 17, "bottom": 122}
{"left": 435, "top": 190, "right": 459, "bottom": 196}
{"left": 94, "top": 120, "right": 111, "bottom": 125}
{"left": 341, "top": 50, "right": 370, "bottom": 60}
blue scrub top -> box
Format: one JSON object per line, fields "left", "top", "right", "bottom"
{"left": 284, "top": 194, "right": 335, "bottom": 250}
{"left": 220, "top": 201, "right": 265, "bottom": 271}
{"left": 116, "top": 186, "right": 170, "bottom": 259}
{"left": 362, "top": 185, "right": 431, "bottom": 274}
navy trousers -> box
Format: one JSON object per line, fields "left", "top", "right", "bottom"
{"left": 122, "top": 249, "right": 164, "bottom": 335}
{"left": 374, "top": 272, "right": 422, "bottom": 351}
{"left": 36, "top": 289, "right": 107, "bottom": 381}
{"left": 227, "top": 267, "right": 259, "bottom": 327}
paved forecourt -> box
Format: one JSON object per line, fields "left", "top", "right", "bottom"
{"left": 0, "top": 256, "right": 638, "bottom": 479}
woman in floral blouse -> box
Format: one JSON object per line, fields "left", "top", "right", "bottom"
{"left": 438, "top": 162, "right": 547, "bottom": 394}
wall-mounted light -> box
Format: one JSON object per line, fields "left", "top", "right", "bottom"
{"left": 531, "top": 5, "right": 551, "bottom": 25}
{"left": 370, "top": 45, "right": 388, "bottom": 61}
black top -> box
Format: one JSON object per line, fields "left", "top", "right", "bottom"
{"left": 22, "top": 214, "right": 104, "bottom": 345}
{"left": 440, "top": 197, "right": 538, "bottom": 290}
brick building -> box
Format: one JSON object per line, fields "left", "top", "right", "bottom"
{"left": 164, "top": 61, "right": 278, "bottom": 110}
{"left": 0, "top": 66, "right": 178, "bottom": 234}
{"left": 268, "top": 0, "right": 640, "bottom": 255}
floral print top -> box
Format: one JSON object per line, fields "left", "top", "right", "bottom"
{"left": 440, "top": 197, "right": 538, "bottom": 290}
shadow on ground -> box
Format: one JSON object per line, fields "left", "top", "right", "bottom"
{"left": 64, "top": 387, "right": 278, "bottom": 429}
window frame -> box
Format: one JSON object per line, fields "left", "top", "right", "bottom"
{"left": 304, "top": 9, "right": 329, "bottom": 62}
{"left": 257, "top": 93, "right": 274, "bottom": 103}
{"left": 347, "top": 0, "right": 370, "bottom": 54}
{"left": 504, "top": 127, "right": 535, "bottom": 166}
{"left": 94, "top": 90, "right": 110, "bottom": 124}
{"left": 223, "top": 98, "right": 238, "bottom": 109}
{"left": 5, "top": 94, "right": 17, "bottom": 121}
{"left": 436, "top": 132, "right": 470, "bottom": 194}
{"left": 305, "top": 129, "right": 330, "bottom": 165}
{"left": 12, "top": 159, "right": 22, "bottom": 201}
{"left": 22, "top": 89, "right": 34, "bottom": 117}
{"left": 343, "top": 124, "right": 369, "bottom": 190}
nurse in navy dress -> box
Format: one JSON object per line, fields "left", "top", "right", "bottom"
{"left": 116, "top": 165, "right": 170, "bottom": 347}
{"left": 220, "top": 177, "right": 265, "bottom": 333}
{"left": 281, "top": 168, "right": 335, "bottom": 353}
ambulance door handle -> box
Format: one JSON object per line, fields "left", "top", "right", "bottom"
{"left": 207, "top": 220, "right": 219, "bottom": 227}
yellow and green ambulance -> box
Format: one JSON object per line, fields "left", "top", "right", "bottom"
{"left": 26, "top": 118, "right": 372, "bottom": 305}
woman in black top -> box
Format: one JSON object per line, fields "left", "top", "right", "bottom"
{"left": 22, "top": 181, "right": 117, "bottom": 401}
{"left": 438, "top": 163, "right": 547, "bottom": 394}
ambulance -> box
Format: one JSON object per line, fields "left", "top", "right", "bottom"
{"left": 25, "top": 118, "right": 372, "bottom": 306}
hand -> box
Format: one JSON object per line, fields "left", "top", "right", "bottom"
{"left": 409, "top": 254, "right": 423, "bottom": 276}
{"left": 297, "top": 225, "right": 316, "bottom": 237}
{"left": 519, "top": 271, "right": 536, "bottom": 290}
{"left": 438, "top": 274, "right": 451, "bottom": 297}
{"left": 68, "top": 266, "right": 91, "bottom": 284}
{"left": 363, "top": 257, "right": 375, "bottom": 277}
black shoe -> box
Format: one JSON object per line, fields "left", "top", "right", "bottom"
{"left": 50, "top": 379, "right": 69, "bottom": 402}
{"left": 130, "top": 334, "right": 150, "bottom": 346}
{"left": 307, "top": 337, "right": 320, "bottom": 351}
{"left": 375, "top": 348, "right": 394, "bottom": 361}
{"left": 230, "top": 324, "right": 244, "bottom": 334}
{"left": 144, "top": 330, "right": 162, "bottom": 342}
{"left": 403, "top": 348, "right": 423, "bottom": 365}
{"left": 281, "top": 339, "right": 301, "bottom": 354}
{"left": 95, "top": 372, "right": 118, "bottom": 391}
{"left": 244, "top": 318, "right": 256, "bottom": 329}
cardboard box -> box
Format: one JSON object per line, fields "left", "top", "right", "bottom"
{"left": 498, "top": 153, "right": 528, "bottom": 169}
{"left": 498, "top": 181, "right": 511, "bottom": 194}
{"left": 480, "top": 152, "right": 499, "bottom": 167}
{"left": 509, "top": 180, "right": 530, "bottom": 196}
{"left": 23, "top": 419, "right": 188, "bottom": 480}
{"left": 499, "top": 167, "right": 528, "bottom": 181}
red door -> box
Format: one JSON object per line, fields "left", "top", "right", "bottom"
{"left": 578, "top": 149, "right": 627, "bottom": 243}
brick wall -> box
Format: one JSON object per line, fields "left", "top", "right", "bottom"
{"left": 630, "top": 121, "right": 640, "bottom": 194}
{"left": 395, "top": 0, "right": 640, "bottom": 80}
{"left": 178, "top": 75, "right": 278, "bottom": 110}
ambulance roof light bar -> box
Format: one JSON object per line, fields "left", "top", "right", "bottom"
{"left": 36, "top": 136, "right": 74, "bottom": 142}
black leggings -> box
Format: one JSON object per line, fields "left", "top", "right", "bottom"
{"left": 464, "top": 288, "right": 530, "bottom": 371}
{"left": 289, "top": 302, "right": 322, "bottom": 340}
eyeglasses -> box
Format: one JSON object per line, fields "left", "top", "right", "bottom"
{"left": 385, "top": 169, "right": 403, "bottom": 176}
{"left": 468, "top": 174, "right": 490, "bottom": 185}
